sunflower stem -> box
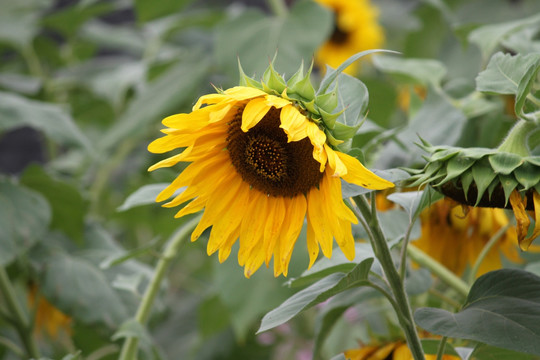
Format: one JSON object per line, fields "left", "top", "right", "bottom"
{"left": 467, "top": 224, "right": 510, "bottom": 284}
{"left": 497, "top": 119, "right": 536, "bottom": 156}
{"left": 118, "top": 216, "right": 199, "bottom": 360}
{"left": 353, "top": 194, "right": 425, "bottom": 360}
{"left": 267, "top": 0, "right": 288, "bottom": 17}
{"left": 0, "top": 267, "right": 40, "bottom": 359}
{"left": 407, "top": 244, "right": 469, "bottom": 298}
{"left": 435, "top": 336, "right": 448, "bottom": 360}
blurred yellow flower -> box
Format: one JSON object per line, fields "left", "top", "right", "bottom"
{"left": 315, "top": 0, "right": 384, "bottom": 75}
{"left": 148, "top": 86, "right": 393, "bottom": 278}
{"left": 344, "top": 341, "right": 460, "bottom": 360}
{"left": 414, "top": 198, "right": 521, "bottom": 277}
{"left": 28, "top": 285, "right": 71, "bottom": 339}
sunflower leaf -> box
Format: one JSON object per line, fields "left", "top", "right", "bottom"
{"left": 257, "top": 258, "right": 374, "bottom": 333}
{"left": 372, "top": 56, "right": 447, "bottom": 87}
{"left": 415, "top": 269, "right": 540, "bottom": 356}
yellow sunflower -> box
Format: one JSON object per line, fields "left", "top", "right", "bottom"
{"left": 148, "top": 83, "right": 393, "bottom": 278}
{"left": 344, "top": 341, "right": 460, "bottom": 360}
{"left": 28, "top": 284, "right": 72, "bottom": 339}
{"left": 315, "top": 0, "right": 384, "bottom": 75}
{"left": 413, "top": 198, "right": 522, "bottom": 277}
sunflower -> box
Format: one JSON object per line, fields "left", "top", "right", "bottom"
{"left": 148, "top": 67, "right": 394, "bottom": 278}
{"left": 344, "top": 341, "right": 460, "bottom": 360}
{"left": 28, "top": 284, "right": 72, "bottom": 339}
{"left": 315, "top": 0, "right": 384, "bottom": 75}
{"left": 413, "top": 197, "right": 522, "bottom": 277}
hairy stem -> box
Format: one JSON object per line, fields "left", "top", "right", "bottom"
{"left": 353, "top": 194, "right": 425, "bottom": 360}
{"left": 118, "top": 217, "right": 199, "bottom": 360}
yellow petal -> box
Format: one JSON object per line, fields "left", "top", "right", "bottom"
{"left": 280, "top": 104, "right": 308, "bottom": 142}
{"left": 307, "top": 186, "right": 333, "bottom": 258}
{"left": 241, "top": 97, "right": 271, "bottom": 132}
{"left": 306, "top": 121, "right": 326, "bottom": 149}
{"left": 306, "top": 220, "right": 320, "bottom": 269}
{"left": 337, "top": 152, "right": 394, "bottom": 190}
{"left": 265, "top": 94, "right": 290, "bottom": 108}
{"left": 224, "top": 86, "right": 267, "bottom": 100}
{"left": 279, "top": 195, "right": 307, "bottom": 276}
{"left": 192, "top": 93, "right": 229, "bottom": 110}
{"left": 238, "top": 190, "right": 267, "bottom": 266}
{"left": 263, "top": 196, "right": 286, "bottom": 266}
{"left": 325, "top": 144, "right": 348, "bottom": 177}
{"left": 509, "top": 190, "right": 531, "bottom": 250}
{"left": 218, "top": 225, "right": 241, "bottom": 263}
{"left": 522, "top": 191, "right": 540, "bottom": 250}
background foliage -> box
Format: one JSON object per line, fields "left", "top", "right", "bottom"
{"left": 1, "top": 0, "right": 540, "bottom": 359}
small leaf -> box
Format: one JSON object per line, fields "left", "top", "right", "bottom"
{"left": 373, "top": 56, "right": 447, "bottom": 87}
{"left": 258, "top": 258, "right": 374, "bottom": 333}
{"left": 117, "top": 183, "right": 172, "bottom": 211}
{"left": 415, "top": 269, "right": 540, "bottom": 356}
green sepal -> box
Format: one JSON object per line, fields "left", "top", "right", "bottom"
{"left": 325, "top": 129, "right": 344, "bottom": 147}
{"left": 488, "top": 152, "right": 524, "bottom": 175}
{"left": 429, "top": 148, "right": 461, "bottom": 162}
{"left": 460, "top": 170, "right": 474, "bottom": 201}
{"left": 435, "top": 155, "right": 475, "bottom": 185}
{"left": 332, "top": 122, "right": 359, "bottom": 141}
{"left": 238, "top": 59, "right": 263, "bottom": 89}
{"left": 319, "top": 107, "right": 343, "bottom": 130}
{"left": 471, "top": 158, "right": 498, "bottom": 205}
{"left": 461, "top": 147, "right": 495, "bottom": 159}
{"left": 315, "top": 86, "right": 339, "bottom": 113}
{"left": 287, "top": 61, "right": 315, "bottom": 101}
{"left": 487, "top": 178, "right": 499, "bottom": 199}
{"left": 527, "top": 156, "right": 540, "bottom": 167}
{"left": 301, "top": 99, "right": 318, "bottom": 116}
{"left": 514, "top": 161, "right": 540, "bottom": 190}
{"left": 409, "top": 162, "right": 443, "bottom": 187}
{"left": 499, "top": 174, "right": 519, "bottom": 206}
{"left": 262, "top": 62, "right": 287, "bottom": 94}
{"left": 287, "top": 62, "right": 305, "bottom": 88}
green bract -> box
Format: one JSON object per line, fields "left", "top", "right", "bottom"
{"left": 406, "top": 140, "right": 540, "bottom": 210}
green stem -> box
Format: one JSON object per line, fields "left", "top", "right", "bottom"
{"left": 0, "top": 336, "right": 25, "bottom": 358}
{"left": 435, "top": 336, "right": 448, "bottom": 360}
{"left": 497, "top": 119, "right": 537, "bottom": 156}
{"left": 118, "top": 217, "right": 200, "bottom": 360}
{"left": 467, "top": 224, "right": 510, "bottom": 284}
{"left": 267, "top": 0, "right": 288, "bottom": 17}
{"left": 0, "top": 267, "right": 40, "bottom": 359}
{"left": 353, "top": 194, "right": 425, "bottom": 360}
{"left": 407, "top": 244, "right": 469, "bottom": 298}
{"left": 399, "top": 218, "right": 417, "bottom": 279}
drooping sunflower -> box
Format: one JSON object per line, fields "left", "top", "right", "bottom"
{"left": 315, "top": 0, "right": 384, "bottom": 75}
{"left": 344, "top": 340, "right": 460, "bottom": 360}
{"left": 413, "top": 198, "right": 523, "bottom": 277}
{"left": 148, "top": 65, "right": 394, "bottom": 278}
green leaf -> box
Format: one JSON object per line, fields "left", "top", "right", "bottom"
{"left": 39, "top": 245, "right": 129, "bottom": 329}
{"left": 514, "top": 161, "right": 540, "bottom": 190}
{"left": 111, "top": 318, "right": 152, "bottom": 346}
{"left": 476, "top": 52, "right": 540, "bottom": 95}
{"left": 287, "top": 243, "right": 375, "bottom": 288}
{"left": 373, "top": 56, "right": 447, "bottom": 87}
{"left": 515, "top": 58, "right": 540, "bottom": 121}
{"left": 421, "top": 339, "right": 460, "bottom": 357}
{"left": 387, "top": 188, "right": 443, "bottom": 219}
{"left": 0, "top": 0, "right": 51, "bottom": 48}
{"left": 42, "top": 2, "right": 113, "bottom": 37}
{"left": 415, "top": 269, "right": 540, "bottom": 356}
{"left": 215, "top": 0, "right": 332, "bottom": 83}
{"left": 0, "top": 73, "right": 41, "bottom": 95}
{"left": 470, "top": 343, "right": 537, "bottom": 360}
{"left": 335, "top": 73, "right": 369, "bottom": 129}
{"left": 257, "top": 258, "right": 374, "bottom": 333}
{"left": 0, "top": 179, "right": 51, "bottom": 266}
{"left": 488, "top": 152, "right": 525, "bottom": 175}
{"left": 468, "top": 13, "right": 540, "bottom": 61}
{"left": 21, "top": 165, "right": 86, "bottom": 242}
{"left": 117, "top": 183, "right": 170, "bottom": 211}
{"left": 98, "top": 56, "right": 210, "bottom": 152}
{"left": 0, "top": 92, "right": 92, "bottom": 151}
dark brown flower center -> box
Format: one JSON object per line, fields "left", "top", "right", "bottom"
{"left": 330, "top": 15, "right": 349, "bottom": 44}
{"left": 227, "top": 106, "right": 324, "bottom": 197}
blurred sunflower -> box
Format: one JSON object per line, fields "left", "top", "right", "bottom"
{"left": 314, "top": 0, "right": 384, "bottom": 75}
{"left": 413, "top": 197, "right": 522, "bottom": 277}
{"left": 344, "top": 340, "right": 460, "bottom": 360}
{"left": 28, "top": 284, "right": 71, "bottom": 339}
{"left": 148, "top": 85, "right": 393, "bottom": 278}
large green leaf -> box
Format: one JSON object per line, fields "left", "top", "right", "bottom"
{"left": 134, "top": 0, "right": 192, "bottom": 23}
{"left": 117, "top": 183, "right": 170, "bottom": 211}
{"left": 415, "top": 269, "right": 540, "bottom": 356}
{"left": 21, "top": 165, "right": 86, "bottom": 242}
{"left": 98, "top": 57, "right": 210, "bottom": 152}
{"left": 373, "top": 56, "right": 447, "bottom": 87}
{"left": 476, "top": 52, "right": 540, "bottom": 96}
{"left": 334, "top": 73, "right": 369, "bottom": 130}
{"left": 0, "top": 179, "right": 51, "bottom": 266}
{"left": 0, "top": 92, "right": 92, "bottom": 151}
{"left": 214, "top": 0, "right": 332, "bottom": 83}
{"left": 38, "top": 240, "right": 129, "bottom": 329}
{"left": 257, "top": 258, "right": 373, "bottom": 333}
{"left": 469, "top": 344, "right": 537, "bottom": 360}
{"left": 0, "top": 0, "right": 52, "bottom": 48}
{"left": 468, "top": 13, "right": 540, "bottom": 61}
